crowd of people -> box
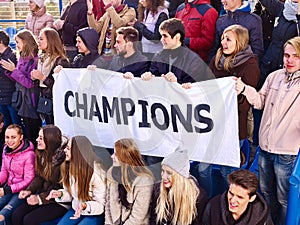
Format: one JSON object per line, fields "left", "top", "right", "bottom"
{"left": 0, "top": 0, "right": 299, "bottom": 224}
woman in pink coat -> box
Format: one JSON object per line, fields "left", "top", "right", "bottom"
{"left": 0, "top": 124, "right": 35, "bottom": 225}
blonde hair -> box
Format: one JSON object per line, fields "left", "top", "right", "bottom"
{"left": 215, "top": 24, "right": 249, "bottom": 71}
{"left": 15, "top": 29, "right": 38, "bottom": 59}
{"left": 114, "top": 138, "right": 153, "bottom": 192}
{"left": 156, "top": 169, "right": 200, "bottom": 225}
{"left": 284, "top": 36, "right": 300, "bottom": 57}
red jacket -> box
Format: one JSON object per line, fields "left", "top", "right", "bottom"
{"left": 175, "top": 0, "right": 218, "bottom": 62}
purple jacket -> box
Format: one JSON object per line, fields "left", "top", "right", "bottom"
{"left": 0, "top": 139, "right": 35, "bottom": 194}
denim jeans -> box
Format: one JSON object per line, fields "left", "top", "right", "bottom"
{"left": 0, "top": 105, "right": 22, "bottom": 128}
{"left": 0, "top": 193, "right": 24, "bottom": 224}
{"left": 57, "top": 208, "right": 104, "bottom": 225}
{"left": 259, "top": 150, "right": 297, "bottom": 225}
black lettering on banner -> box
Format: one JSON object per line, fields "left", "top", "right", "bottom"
{"left": 64, "top": 91, "right": 75, "bottom": 117}
{"left": 102, "top": 96, "right": 121, "bottom": 124}
{"left": 89, "top": 95, "right": 103, "bottom": 122}
{"left": 194, "top": 104, "right": 214, "bottom": 133}
{"left": 151, "top": 103, "right": 169, "bottom": 130}
{"left": 138, "top": 100, "right": 150, "bottom": 128}
{"left": 121, "top": 98, "right": 135, "bottom": 125}
{"left": 75, "top": 92, "right": 88, "bottom": 119}
{"left": 171, "top": 104, "right": 193, "bottom": 132}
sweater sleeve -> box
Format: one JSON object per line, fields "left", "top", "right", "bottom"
{"left": 107, "top": 6, "right": 136, "bottom": 28}
{"left": 87, "top": 12, "right": 106, "bottom": 33}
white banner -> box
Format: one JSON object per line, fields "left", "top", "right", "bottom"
{"left": 53, "top": 68, "right": 240, "bottom": 167}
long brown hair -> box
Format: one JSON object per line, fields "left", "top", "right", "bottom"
{"left": 35, "top": 125, "right": 62, "bottom": 181}
{"left": 138, "top": 0, "right": 166, "bottom": 22}
{"left": 215, "top": 24, "right": 249, "bottom": 71}
{"left": 15, "top": 29, "right": 38, "bottom": 59}
{"left": 60, "top": 136, "right": 105, "bottom": 201}
{"left": 39, "top": 27, "right": 68, "bottom": 64}
{"left": 114, "top": 138, "right": 153, "bottom": 192}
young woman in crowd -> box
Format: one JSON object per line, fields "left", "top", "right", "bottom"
{"left": 46, "top": 135, "right": 106, "bottom": 225}
{"left": 30, "top": 27, "right": 69, "bottom": 125}
{"left": 0, "top": 124, "right": 35, "bottom": 225}
{"left": 150, "top": 149, "right": 207, "bottom": 225}
{"left": 1, "top": 29, "right": 40, "bottom": 145}
{"left": 12, "top": 125, "right": 68, "bottom": 225}
{"left": 105, "top": 138, "right": 154, "bottom": 225}
{"left": 133, "top": 0, "right": 168, "bottom": 59}
{"left": 25, "top": 0, "right": 54, "bottom": 37}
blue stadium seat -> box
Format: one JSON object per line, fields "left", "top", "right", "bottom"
{"left": 286, "top": 151, "right": 300, "bottom": 225}
{"left": 240, "top": 139, "right": 251, "bottom": 169}
{"left": 5, "top": 26, "right": 17, "bottom": 50}
{"left": 249, "top": 146, "right": 261, "bottom": 177}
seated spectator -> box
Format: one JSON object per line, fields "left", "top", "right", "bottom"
{"left": 46, "top": 136, "right": 106, "bottom": 225}
{"left": 31, "top": 28, "right": 69, "bottom": 125}
{"left": 87, "top": 0, "right": 136, "bottom": 66}
{"left": 142, "top": 18, "right": 214, "bottom": 84}
{"left": 202, "top": 169, "right": 273, "bottom": 225}
{"left": 25, "top": 0, "right": 54, "bottom": 38}
{"left": 105, "top": 138, "right": 154, "bottom": 225}
{"left": 53, "top": 0, "right": 88, "bottom": 61}
{"left": 175, "top": 0, "right": 218, "bottom": 62}
{"left": 12, "top": 125, "right": 67, "bottom": 225}
{"left": 150, "top": 149, "right": 207, "bottom": 225}
{"left": 0, "top": 124, "right": 35, "bottom": 225}
{"left": 0, "top": 30, "right": 21, "bottom": 128}
{"left": 108, "top": 26, "right": 149, "bottom": 77}
{"left": 72, "top": 27, "right": 100, "bottom": 68}
{"left": 235, "top": 36, "right": 300, "bottom": 225}
{"left": 133, "top": 0, "right": 168, "bottom": 60}
{"left": 0, "top": 113, "right": 4, "bottom": 154}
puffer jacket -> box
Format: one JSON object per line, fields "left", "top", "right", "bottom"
{"left": 258, "top": 0, "right": 300, "bottom": 89}
{"left": 25, "top": 6, "right": 53, "bottom": 37}
{"left": 175, "top": 0, "right": 218, "bottom": 62}
{"left": 0, "top": 139, "right": 35, "bottom": 194}
{"left": 210, "top": 1, "right": 263, "bottom": 60}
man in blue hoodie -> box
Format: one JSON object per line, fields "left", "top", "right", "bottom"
{"left": 209, "top": 0, "right": 264, "bottom": 60}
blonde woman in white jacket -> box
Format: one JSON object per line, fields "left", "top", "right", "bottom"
{"left": 46, "top": 136, "right": 106, "bottom": 225}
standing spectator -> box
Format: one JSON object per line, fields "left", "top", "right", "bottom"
{"left": 53, "top": 0, "right": 88, "bottom": 62}
{"left": 46, "top": 136, "right": 106, "bottom": 225}
{"left": 175, "top": 0, "right": 218, "bottom": 63}
{"left": 150, "top": 149, "right": 207, "bottom": 225}
{"left": 133, "top": 0, "right": 168, "bottom": 60}
{"left": 0, "top": 113, "right": 4, "bottom": 154}
{"left": 0, "top": 30, "right": 21, "bottom": 128}
{"left": 109, "top": 26, "right": 150, "bottom": 77}
{"left": 1, "top": 29, "right": 40, "bottom": 145}
{"left": 105, "top": 138, "right": 154, "bottom": 225}
{"left": 0, "top": 124, "right": 35, "bottom": 225}
{"left": 25, "top": 0, "right": 54, "bottom": 38}
{"left": 72, "top": 27, "right": 100, "bottom": 68}
{"left": 235, "top": 36, "right": 300, "bottom": 225}
{"left": 31, "top": 28, "right": 69, "bottom": 125}
{"left": 202, "top": 170, "right": 273, "bottom": 225}
{"left": 12, "top": 125, "right": 67, "bottom": 225}
{"left": 87, "top": 0, "right": 136, "bottom": 64}
{"left": 210, "top": 0, "right": 263, "bottom": 60}
{"left": 142, "top": 18, "right": 214, "bottom": 84}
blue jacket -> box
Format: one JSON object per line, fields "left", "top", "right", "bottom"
{"left": 210, "top": 2, "right": 263, "bottom": 60}
{"left": 0, "top": 47, "right": 17, "bottom": 105}
{"left": 258, "top": 0, "right": 300, "bottom": 89}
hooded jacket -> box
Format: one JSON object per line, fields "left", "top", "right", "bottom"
{"left": 210, "top": 1, "right": 263, "bottom": 60}
{"left": 0, "top": 139, "right": 35, "bottom": 194}
{"left": 202, "top": 191, "right": 273, "bottom": 225}
{"left": 25, "top": 6, "right": 54, "bottom": 37}
{"left": 175, "top": 0, "right": 218, "bottom": 62}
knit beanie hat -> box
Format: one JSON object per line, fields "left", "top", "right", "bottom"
{"left": 77, "top": 27, "right": 100, "bottom": 54}
{"left": 33, "top": 0, "right": 45, "bottom": 8}
{"left": 162, "top": 148, "right": 190, "bottom": 178}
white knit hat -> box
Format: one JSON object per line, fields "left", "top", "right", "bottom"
{"left": 162, "top": 148, "right": 190, "bottom": 178}
{"left": 33, "top": 0, "right": 45, "bottom": 8}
